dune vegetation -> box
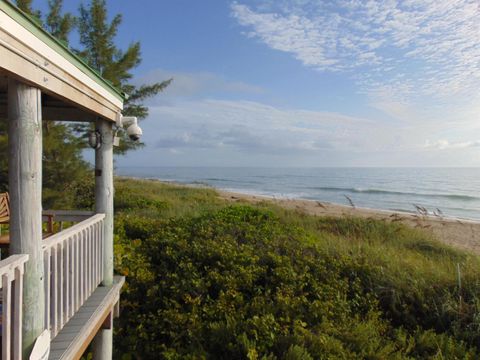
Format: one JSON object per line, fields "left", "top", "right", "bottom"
{"left": 105, "top": 178, "right": 480, "bottom": 359}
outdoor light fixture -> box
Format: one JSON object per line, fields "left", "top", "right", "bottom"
{"left": 88, "top": 130, "right": 102, "bottom": 149}
{"left": 116, "top": 113, "right": 143, "bottom": 141}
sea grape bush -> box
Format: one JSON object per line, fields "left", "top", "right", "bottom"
{"left": 113, "top": 198, "right": 480, "bottom": 359}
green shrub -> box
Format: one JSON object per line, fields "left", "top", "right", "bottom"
{"left": 112, "top": 193, "right": 480, "bottom": 359}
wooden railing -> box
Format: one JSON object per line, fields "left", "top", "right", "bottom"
{"left": 42, "top": 214, "right": 105, "bottom": 338}
{"left": 0, "top": 254, "right": 28, "bottom": 360}
{"left": 42, "top": 210, "right": 94, "bottom": 233}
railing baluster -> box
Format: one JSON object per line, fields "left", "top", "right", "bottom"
{"left": 100, "top": 219, "right": 104, "bottom": 281}
{"left": 93, "top": 223, "right": 97, "bottom": 286}
{"left": 91, "top": 225, "right": 95, "bottom": 290}
{"left": 72, "top": 234, "right": 77, "bottom": 313}
{"left": 64, "top": 237, "right": 69, "bottom": 322}
{"left": 2, "top": 272, "right": 12, "bottom": 360}
{"left": 58, "top": 243, "right": 64, "bottom": 331}
{"left": 82, "top": 228, "right": 87, "bottom": 304}
{"left": 13, "top": 265, "right": 24, "bottom": 359}
{"left": 95, "top": 222, "right": 100, "bottom": 285}
{"left": 44, "top": 247, "right": 51, "bottom": 332}
{"left": 86, "top": 227, "right": 89, "bottom": 295}
{"left": 75, "top": 233, "right": 80, "bottom": 313}
{"left": 79, "top": 229, "right": 84, "bottom": 306}
{"left": 84, "top": 227, "right": 88, "bottom": 298}
{"left": 87, "top": 226, "right": 91, "bottom": 296}
{"left": 0, "top": 255, "right": 28, "bottom": 358}
{"left": 69, "top": 236, "right": 74, "bottom": 319}
{"left": 51, "top": 245, "right": 58, "bottom": 337}
{"left": 90, "top": 225, "right": 94, "bottom": 293}
{"left": 96, "top": 222, "right": 100, "bottom": 284}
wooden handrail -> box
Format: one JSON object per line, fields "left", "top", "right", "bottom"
{"left": 42, "top": 213, "right": 105, "bottom": 250}
{"left": 42, "top": 210, "right": 94, "bottom": 223}
{"left": 0, "top": 254, "right": 28, "bottom": 278}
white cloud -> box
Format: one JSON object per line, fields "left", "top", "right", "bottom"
{"left": 424, "top": 139, "right": 480, "bottom": 150}
{"left": 121, "top": 95, "right": 480, "bottom": 166}
{"left": 135, "top": 69, "right": 264, "bottom": 101}
{"left": 231, "top": 1, "right": 480, "bottom": 122}
{"left": 144, "top": 99, "right": 395, "bottom": 155}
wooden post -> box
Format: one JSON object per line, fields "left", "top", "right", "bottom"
{"left": 8, "top": 79, "right": 45, "bottom": 358}
{"left": 92, "top": 118, "right": 114, "bottom": 359}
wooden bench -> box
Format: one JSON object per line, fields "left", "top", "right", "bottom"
{"left": 0, "top": 192, "right": 54, "bottom": 246}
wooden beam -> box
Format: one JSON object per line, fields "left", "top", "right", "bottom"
{"left": 41, "top": 107, "right": 97, "bottom": 122}
{"left": 0, "top": 17, "right": 122, "bottom": 122}
{"left": 100, "top": 311, "right": 113, "bottom": 330}
{"left": 113, "top": 300, "right": 120, "bottom": 318}
{"left": 8, "top": 79, "right": 45, "bottom": 358}
{"left": 0, "top": 7, "right": 123, "bottom": 108}
{"left": 0, "top": 104, "right": 97, "bottom": 122}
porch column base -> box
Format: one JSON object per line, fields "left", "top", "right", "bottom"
{"left": 92, "top": 328, "right": 112, "bottom": 360}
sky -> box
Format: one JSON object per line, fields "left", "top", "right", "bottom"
{"left": 35, "top": 0, "right": 480, "bottom": 167}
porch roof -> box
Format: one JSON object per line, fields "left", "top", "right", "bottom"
{"left": 0, "top": 0, "right": 125, "bottom": 122}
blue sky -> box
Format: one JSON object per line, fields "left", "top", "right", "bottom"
{"left": 34, "top": 0, "right": 480, "bottom": 167}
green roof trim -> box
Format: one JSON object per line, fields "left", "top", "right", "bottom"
{"left": 0, "top": 0, "right": 126, "bottom": 103}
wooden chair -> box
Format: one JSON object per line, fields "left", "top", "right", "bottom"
{"left": 0, "top": 193, "right": 10, "bottom": 246}
{"left": 0, "top": 192, "right": 8, "bottom": 223}
{"left": 0, "top": 192, "right": 54, "bottom": 247}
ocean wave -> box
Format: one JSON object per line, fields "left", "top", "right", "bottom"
{"left": 203, "top": 178, "right": 262, "bottom": 185}
{"left": 203, "top": 178, "right": 236, "bottom": 182}
{"left": 313, "top": 186, "right": 479, "bottom": 201}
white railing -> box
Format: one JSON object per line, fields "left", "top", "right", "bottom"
{"left": 42, "top": 214, "right": 105, "bottom": 338}
{"left": 0, "top": 254, "right": 28, "bottom": 360}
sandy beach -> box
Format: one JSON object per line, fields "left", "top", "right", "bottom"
{"left": 218, "top": 189, "right": 480, "bottom": 255}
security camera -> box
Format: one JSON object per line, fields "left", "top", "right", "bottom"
{"left": 116, "top": 114, "right": 143, "bottom": 142}
{"left": 126, "top": 123, "right": 142, "bottom": 141}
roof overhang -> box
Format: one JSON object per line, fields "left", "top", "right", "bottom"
{"left": 0, "top": 0, "right": 125, "bottom": 122}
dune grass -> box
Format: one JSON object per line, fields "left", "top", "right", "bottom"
{"left": 112, "top": 178, "right": 480, "bottom": 359}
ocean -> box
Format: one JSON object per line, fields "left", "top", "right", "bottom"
{"left": 117, "top": 167, "right": 480, "bottom": 221}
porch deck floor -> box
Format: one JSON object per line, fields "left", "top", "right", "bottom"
{"left": 49, "top": 276, "right": 125, "bottom": 360}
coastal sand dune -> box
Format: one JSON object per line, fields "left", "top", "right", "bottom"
{"left": 218, "top": 190, "right": 480, "bottom": 255}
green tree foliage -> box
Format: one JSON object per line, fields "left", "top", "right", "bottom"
{"left": 112, "top": 179, "right": 480, "bottom": 359}
{"left": 42, "top": 122, "right": 90, "bottom": 208}
{"left": 16, "top": 0, "right": 41, "bottom": 19}
{"left": 45, "top": 0, "right": 75, "bottom": 43}
{"left": 42, "top": 1, "right": 84, "bottom": 208}
{"left": 77, "top": 0, "right": 171, "bottom": 154}
{"left": 78, "top": 0, "right": 138, "bottom": 87}
{"left": 2, "top": 0, "right": 171, "bottom": 198}
{"left": 7, "top": 0, "right": 89, "bottom": 205}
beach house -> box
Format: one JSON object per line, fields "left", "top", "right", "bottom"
{"left": 0, "top": 0, "right": 124, "bottom": 358}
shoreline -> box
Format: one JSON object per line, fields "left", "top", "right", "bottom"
{"left": 217, "top": 189, "right": 480, "bottom": 255}
{"left": 118, "top": 176, "right": 480, "bottom": 255}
